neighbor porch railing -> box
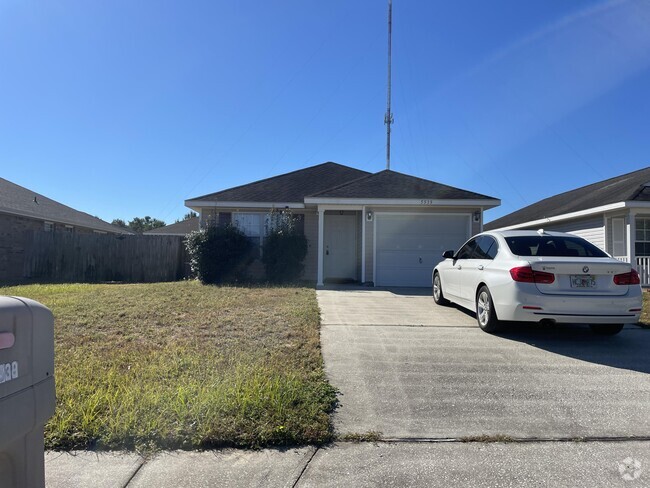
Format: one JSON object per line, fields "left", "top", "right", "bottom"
{"left": 636, "top": 257, "right": 650, "bottom": 287}
{"left": 614, "top": 256, "right": 650, "bottom": 286}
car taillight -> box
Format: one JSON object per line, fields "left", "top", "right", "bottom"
{"left": 613, "top": 269, "right": 641, "bottom": 285}
{"left": 510, "top": 266, "right": 555, "bottom": 284}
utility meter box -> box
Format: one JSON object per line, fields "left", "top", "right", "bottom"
{"left": 0, "top": 296, "right": 55, "bottom": 488}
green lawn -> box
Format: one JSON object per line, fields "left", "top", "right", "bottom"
{"left": 0, "top": 281, "right": 336, "bottom": 450}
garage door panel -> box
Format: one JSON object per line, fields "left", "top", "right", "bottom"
{"left": 375, "top": 214, "right": 470, "bottom": 287}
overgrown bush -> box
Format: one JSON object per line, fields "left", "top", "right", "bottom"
{"left": 262, "top": 210, "right": 308, "bottom": 283}
{"left": 185, "top": 224, "right": 252, "bottom": 284}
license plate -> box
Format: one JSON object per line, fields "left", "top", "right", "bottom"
{"left": 570, "top": 274, "right": 596, "bottom": 288}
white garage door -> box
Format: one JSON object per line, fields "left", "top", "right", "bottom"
{"left": 375, "top": 213, "right": 471, "bottom": 287}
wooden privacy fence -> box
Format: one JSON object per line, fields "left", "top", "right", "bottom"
{"left": 17, "top": 231, "right": 188, "bottom": 283}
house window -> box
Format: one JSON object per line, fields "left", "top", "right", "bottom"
{"left": 64, "top": 225, "right": 74, "bottom": 234}
{"left": 635, "top": 217, "right": 650, "bottom": 257}
{"left": 43, "top": 222, "right": 53, "bottom": 232}
{"left": 233, "top": 213, "right": 263, "bottom": 254}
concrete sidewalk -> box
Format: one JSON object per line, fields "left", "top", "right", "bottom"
{"left": 45, "top": 441, "right": 650, "bottom": 487}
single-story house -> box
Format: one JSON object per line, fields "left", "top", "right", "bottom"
{"left": 0, "top": 177, "right": 131, "bottom": 281}
{"left": 144, "top": 216, "right": 200, "bottom": 236}
{"left": 185, "top": 162, "right": 500, "bottom": 287}
{"left": 484, "top": 166, "right": 650, "bottom": 284}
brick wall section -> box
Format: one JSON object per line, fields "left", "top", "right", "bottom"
{"left": 0, "top": 212, "right": 108, "bottom": 283}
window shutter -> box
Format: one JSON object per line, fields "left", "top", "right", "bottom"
{"left": 612, "top": 218, "right": 626, "bottom": 256}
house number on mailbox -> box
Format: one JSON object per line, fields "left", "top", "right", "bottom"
{"left": 0, "top": 361, "right": 18, "bottom": 383}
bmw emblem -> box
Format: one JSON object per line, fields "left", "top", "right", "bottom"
{"left": 583, "top": 266, "right": 589, "bottom": 273}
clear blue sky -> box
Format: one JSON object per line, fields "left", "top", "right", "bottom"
{"left": 1, "top": 0, "right": 649, "bottom": 224}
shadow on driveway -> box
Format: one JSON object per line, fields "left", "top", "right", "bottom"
{"left": 496, "top": 322, "right": 650, "bottom": 374}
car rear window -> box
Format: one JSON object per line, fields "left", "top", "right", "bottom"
{"left": 505, "top": 235, "right": 608, "bottom": 257}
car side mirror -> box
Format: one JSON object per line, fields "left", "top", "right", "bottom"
{"left": 442, "top": 250, "right": 455, "bottom": 259}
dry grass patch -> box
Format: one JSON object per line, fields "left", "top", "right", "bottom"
{"left": 1, "top": 281, "right": 336, "bottom": 450}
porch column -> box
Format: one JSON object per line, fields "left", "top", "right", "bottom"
{"left": 317, "top": 208, "right": 325, "bottom": 286}
{"left": 361, "top": 206, "right": 366, "bottom": 283}
{"left": 628, "top": 209, "right": 637, "bottom": 265}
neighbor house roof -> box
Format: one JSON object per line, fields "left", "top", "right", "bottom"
{"left": 307, "top": 169, "right": 497, "bottom": 201}
{"left": 0, "top": 177, "right": 131, "bottom": 234}
{"left": 144, "top": 216, "right": 199, "bottom": 235}
{"left": 485, "top": 166, "right": 650, "bottom": 230}
{"left": 187, "top": 162, "right": 371, "bottom": 204}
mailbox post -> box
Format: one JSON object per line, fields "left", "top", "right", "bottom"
{"left": 0, "top": 297, "right": 56, "bottom": 488}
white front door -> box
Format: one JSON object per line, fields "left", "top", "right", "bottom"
{"left": 324, "top": 214, "right": 357, "bottom": 281}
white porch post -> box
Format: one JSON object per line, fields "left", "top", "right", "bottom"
{"left": 361, "top": 206, "right": 366, "bottom": 283}
{"left": 627, "top": 209, "right": 637, "bottom": 264}
{"left": 317, "top": 208, "right": 325, "bottom": 286}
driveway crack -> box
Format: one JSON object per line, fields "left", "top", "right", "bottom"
{"left": 290, "top": 446, "right": 320, "bottom": 488}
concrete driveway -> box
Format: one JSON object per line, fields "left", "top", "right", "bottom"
{"left": 318, "top": 288, "right": 650, "bottom": 440}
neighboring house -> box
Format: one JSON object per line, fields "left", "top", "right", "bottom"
{"left": 0, "top": 177, "right": 131, "bottom": 281}
{"left": 185, "top": 162, "right": 500, "bottom": 287}
{"left": 144, "top": 216, "right": 199, "bottom": 236}
{"left": 484, "top": 166, "right": 650, "bottom": 284}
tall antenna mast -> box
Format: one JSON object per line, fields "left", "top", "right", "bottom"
{"left": 384, "top": 0, "right": 394, "bottom": 170}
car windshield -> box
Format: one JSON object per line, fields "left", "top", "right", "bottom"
{"left": 504, "top": 235, "right": 608, "bottom": 258}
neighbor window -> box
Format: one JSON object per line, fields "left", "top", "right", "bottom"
{"left": 43, "top": 222, "right": 53, "bottom": 232}
{"left": 635, "top": 217, "right": 650, "bottom": 257}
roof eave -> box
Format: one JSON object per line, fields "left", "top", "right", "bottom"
{"left": 0, "top": 208, "right": 130, "bottom": 234}
{"left": 303, "top": 197, "right": 500, "bottom": 208}
{"left": 185, "top": 200, "right": 306, "bottom": 210}
{"left": 486, "top": 201, "right": 638, "bottom": 231}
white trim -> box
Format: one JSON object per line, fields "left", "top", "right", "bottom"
{"left": 489, "top": 200, "right": 650, "bottom": 231}
{"left": 628, "top": 209, "right": 638, "bottom": 263}
{"left": 304, "top": 197, "right": 500, "bottom": 208}
{"left": 372, "top": 212, "right": 472, "bottom": 287}
{"left": 185, "top": 200, "right": 305, "bottom": 209}
{"left": 361, "top": 206, "right": 366, "bottom": 283}
{"left": 313, "top": 204, "right": 364, "bottom": 211}
{"left": 317, "top": 209, "right": 325, "bottom": 286}
{"left": 489, "top": 202, "right": 628, "bottom": 231}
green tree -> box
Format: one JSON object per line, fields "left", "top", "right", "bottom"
{"left": 127, "top": 216, "right": 166, "bottom": 233}
{"left": 111, "top": 218, "right": 127, "bottom": 229}
{"left": 175, "top": 212, "right": 198, "bottom": 223}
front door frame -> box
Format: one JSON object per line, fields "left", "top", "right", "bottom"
{"left": 317, "top": 205, "right": 363, "bottom": 286}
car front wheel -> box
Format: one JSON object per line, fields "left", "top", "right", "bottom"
{"left": 476, "top": 286, "right": 501, "bottom": 333}
{"left": 589, "top": 324, "right": 624, "bottom": 335}
{"left": 433, "top": 272, "right": 449, "bottom": 306}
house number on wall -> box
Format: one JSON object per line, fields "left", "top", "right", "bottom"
{"left": 0, "top": 362, "right": 18, "bottom": 383}
{"left": 420, "top": 199, "right": 436, "bottom": 205}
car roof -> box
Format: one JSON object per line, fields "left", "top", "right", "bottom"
{"left": 482, "top": 229, "right": 578, "bottom": 238}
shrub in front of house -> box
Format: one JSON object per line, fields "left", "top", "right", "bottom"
{"left": 262, "top": 210, "right": 308, "bottom": 283}
{"left": 185, "top": 224, "right": 252, "bottom": 284}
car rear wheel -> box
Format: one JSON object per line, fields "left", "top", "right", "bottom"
{"left": 589, "top": 324, "right": 625, "bottom": 335}
{"left": 476, "top": 286, "right": 501, "bottom": 333}
{"left": 433, "top": 272, "right": 449, "bottom": 306}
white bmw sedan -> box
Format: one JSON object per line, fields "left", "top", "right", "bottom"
{"left": 432, "top": 230, "right": 642, "bottom": 334}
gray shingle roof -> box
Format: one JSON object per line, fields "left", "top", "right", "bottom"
{"left": 144, "top": 216, "right": 199, "bottom": 235}
{"left": 308, "top": 169, "right": 497, "bottom": 200}
{"left": 188, "top": 162, "right": 371, "bottom": 203}
{"left": 485, "top": 166, "right": 650, "bottom": 230}
{"left": 0, "top": 177, "right": 131, "bottom": 234}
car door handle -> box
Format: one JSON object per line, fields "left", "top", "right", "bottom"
{"left": 478, "top": 265, "right": 484, "bottom": 270}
